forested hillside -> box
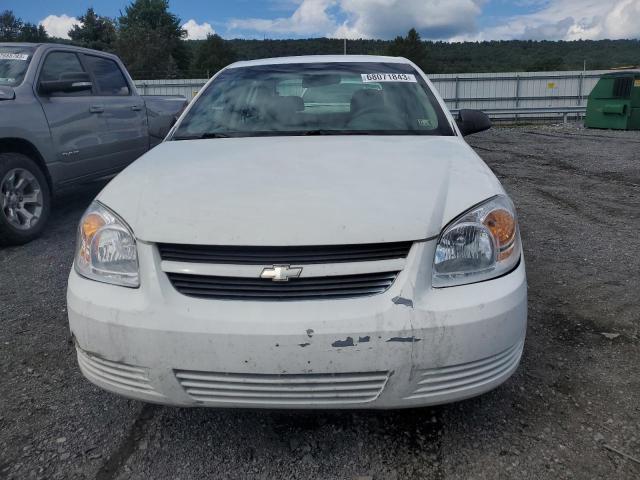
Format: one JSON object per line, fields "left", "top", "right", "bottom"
{"left": 219, "top": 38, "right": 640, "bottom": 73}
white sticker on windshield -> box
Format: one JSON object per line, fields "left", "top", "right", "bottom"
{"left": 361, "top": 73, "right": 416, "bottom": 83}
{"left": 0, "top": 53, "right": 29, "bottom": 61}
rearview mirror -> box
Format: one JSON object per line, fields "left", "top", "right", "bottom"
{"left": 456, "top": 109, "right": 491, "bottom": 136}
{"left": 40, "top": 72, "right": 92, "bottom": 95}
{"left": 302, "top": 74, "right": 341, "bottom": 88}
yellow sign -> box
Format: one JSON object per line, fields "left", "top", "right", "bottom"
{"left": 547, "top": 82, "right": 556, "bottom": 89}
{"left": 634, "top": 79, "right": 640, "bottom": 87}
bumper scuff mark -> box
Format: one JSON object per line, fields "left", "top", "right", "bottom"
{"left": 387, "top": 336, "right": 421, "bottom": 343}
{"left": 392, "top": 296, "right": 414, "bottom": 308}
{"left": 332, "top": 337, "right": 355, "bottom": 347}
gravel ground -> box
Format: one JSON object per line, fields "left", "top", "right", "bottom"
{"left": 1, "top": 124, "right": 639, "bottom": 479}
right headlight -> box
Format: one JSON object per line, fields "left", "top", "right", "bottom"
{"left": 433, "top": 195, "right": 521, "bottom": 288}
{"left": 74, "top": 201, "right": 139, "bottom": 288}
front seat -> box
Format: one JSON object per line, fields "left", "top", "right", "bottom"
{"left": 350, "top": 89, "right": 385, "bottom": 116}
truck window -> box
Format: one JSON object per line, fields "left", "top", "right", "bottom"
{"left": 84, "top": 55, "right": 130, "bottom": 96}
{"left": 39, "top": 51, "right": 90, "bottom": 97}
{"left": 0, "top": 46, "right": 34, "bottom": 86}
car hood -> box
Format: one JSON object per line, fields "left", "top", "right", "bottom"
{"left": 97, "top": 136, "right": 504, "bottom": 245}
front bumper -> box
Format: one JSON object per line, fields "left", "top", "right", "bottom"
{"left": 67, "top": 240, "right": 527, "bottom": 409}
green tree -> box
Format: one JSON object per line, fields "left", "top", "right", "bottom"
{"left": 116, "top": 0, "right": 190, "bottom": 78}
{"left": 193, "top": 34, "right": 237, "bottom": 77}
{"left": 17, "top": 23, "right": 48, "bottom": 42}
{"left": 387, "top": 28, "right": 428, "bottom": 70}
{"left": 0, "top": 10, "right": 48, "bottom": 42}
{"left": 0, "top": 10, "right": 23, "bottom": 41}
{"left": 69, "top": 8, "right": 117, "bottom": 51}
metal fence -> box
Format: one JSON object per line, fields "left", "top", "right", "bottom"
{"left": 135, "top": 69, "right": 612, "bottom": 121}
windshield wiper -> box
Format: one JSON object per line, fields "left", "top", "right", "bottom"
{"left": 302, "top": 130, "right": 378, "bottom": 136}
{"left": 172, "top": 132, "right": 232, "bottom": 140}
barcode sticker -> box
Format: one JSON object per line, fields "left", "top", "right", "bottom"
{"left": 0, "top": 53, "right": 29, "bottom": 61}
{"left": 361, "top": 73, "right": 417, "bottom": 83}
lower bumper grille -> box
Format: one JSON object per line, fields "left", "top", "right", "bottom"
{"left": 166, "top": 271, "right": 399, "bottom": 301}
{"left": 174, "top": 370, "right": 389, "bottom": 405}
{"left": 76, "top": 348, "right": 160, "bottom": 396}
{"left": 405, "top": 341, "right": 523, "bottom": 400}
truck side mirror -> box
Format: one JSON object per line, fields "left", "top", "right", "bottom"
{"left": 456, "top": 109, "right": 491, "bottom": 136}
{"left": 40, "top": 73, "right": 93, "bottom": 95}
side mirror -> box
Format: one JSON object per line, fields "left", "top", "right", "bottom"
{"left": 456, "top": 109, "right": 491, "bottom": 136}
{"left": 40, "top": 73, "right": 92, "bottom": 95}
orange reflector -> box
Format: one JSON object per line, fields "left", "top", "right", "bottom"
{"left": 483, "top": 209, "right": 516, "bottom": 247}
{"left": 82, "top": 213, "right": 105, "bottom": 239}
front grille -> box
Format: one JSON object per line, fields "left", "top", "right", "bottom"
{"left": 76, "top": 348, "right": 160, "bottom": 396}
{"left": 404, "top": 342, "right": 523, "bottom": 400}
{"left": 174, "top": 370, "right": 389, "bottom": 405}
{"left": 158, "top": 241, "right": 412, "bottom": 265}
{"left": 166, "top": 271, "right": 399, "bottom": 301}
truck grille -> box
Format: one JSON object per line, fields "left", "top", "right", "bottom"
{"left": 158, "top": 241, "right": 412, "bottom": 265}
{"left": 166, "top": 271, "right": 399, "bottom": 301}
{"left": 174, "top": 370, "right": 389, "bottom": 405}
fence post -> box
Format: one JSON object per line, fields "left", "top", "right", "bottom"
{"left": 577, "top": 72, "right": 584, "bottom": 106}
{"left": 515, "top": 74, "right": 520, "bottom": 124}
{"left": 454, "top": 75, "right": 460, "bottom": 110}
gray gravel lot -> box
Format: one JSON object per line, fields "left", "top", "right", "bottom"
{"left": 1, "top": 124, "right": 639, "bottom": 479}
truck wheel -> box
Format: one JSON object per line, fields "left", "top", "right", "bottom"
{"left": 0, "top": 152, "right": 51, "bottom": 246}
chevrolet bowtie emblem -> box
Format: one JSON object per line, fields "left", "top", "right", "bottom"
{"left": 260, "top": 265, "right": 303, "bottom": 282}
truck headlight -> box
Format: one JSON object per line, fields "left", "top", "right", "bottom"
{"left": 74, "top": 201, "right": 139, "bottom": 287}
{"left": 433, "top": 195, "right": 521, "bottom": 288}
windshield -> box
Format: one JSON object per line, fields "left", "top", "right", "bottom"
{"left": 172, "top": 62, "right": 454, "bottom": 139}
{"left": 0, "top": 46, "right": 34, "bottom": 87}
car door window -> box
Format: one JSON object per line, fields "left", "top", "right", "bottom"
{"left": 84, "top": 55, "right": 130, "bottom": 96}
{"left": 39, "top": 51, "right": 91, "bottom": 97}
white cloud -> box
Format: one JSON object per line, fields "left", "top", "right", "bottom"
{"left": 39, "top": 14, "right": 80, "bottom": 39}
{"left": 227, "top": 0, "right": 640, "bottom": 41}
{"left": 334, "top": 0, "right": 482, "bottom": 40}
{"left": 474, "top": 0, "right": 640, "bottom": 41}
{"left": 182, "top": 19, "right": 215, "bottom": 40}
{"left": 229, "top": 0, "right": 337, "bottom": 36}
{"left": 229, "top": 0, "right": 483, "bottom": 39}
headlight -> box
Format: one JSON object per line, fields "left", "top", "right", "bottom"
{"left": 74, "top": 201, "right": 139, "bottom": 287}
{"left": 433, "top": 195, "right": 521, "bottom": 288}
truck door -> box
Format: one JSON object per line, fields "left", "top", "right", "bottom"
{"left": 37, "top": 50, "right": 114, "bottom": 183}
{"left": 82, "top": 54, "right": 148, "bottom": 169}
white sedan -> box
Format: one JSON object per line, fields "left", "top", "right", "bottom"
{"left": 67, "top": 55, "right": 526, "bottom": 409}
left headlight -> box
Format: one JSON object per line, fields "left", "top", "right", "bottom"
{"left": 74, "top": 201, "right": 139, "bottom": 288}
{"left": 433, "top": 195, "right": 521, "bottom": 288}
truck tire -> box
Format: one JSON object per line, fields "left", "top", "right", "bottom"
{"left": 0, "top": 152, "right": 51, "bottom": 246}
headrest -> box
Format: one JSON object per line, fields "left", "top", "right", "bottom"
{"left": 350, "top": 89, "right": 384, "bottom": 114}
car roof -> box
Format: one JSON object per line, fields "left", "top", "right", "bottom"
{"left": 227, "top": 55, "right": 412, "bottom": 69}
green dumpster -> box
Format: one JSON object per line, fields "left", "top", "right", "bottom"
{"left": 585, "top": 71, "right": 640, "bottom": 130}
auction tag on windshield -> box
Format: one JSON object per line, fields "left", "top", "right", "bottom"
{"left": 0, "top": 53, "right": 29, "bottom": 61}
{"left": 361, "top": 73, "right": 416, "bottom": 83}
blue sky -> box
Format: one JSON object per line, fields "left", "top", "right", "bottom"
{"left": 8, "top": 0, "right": 640, "bottom": 42}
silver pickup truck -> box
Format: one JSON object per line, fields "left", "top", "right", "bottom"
{"left": 0, "top": 43, "right": 188, "bottom": 245}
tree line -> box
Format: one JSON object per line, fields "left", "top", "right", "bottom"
{"left": 2, "top": 2, "right": 639, "bottom": 79}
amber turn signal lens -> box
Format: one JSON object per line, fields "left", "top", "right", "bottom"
{"left": 82, "top": 213, "right": 105, "bottom": 239}
{"left": 483, "top": 209, "right": 516, "bottom": 247}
